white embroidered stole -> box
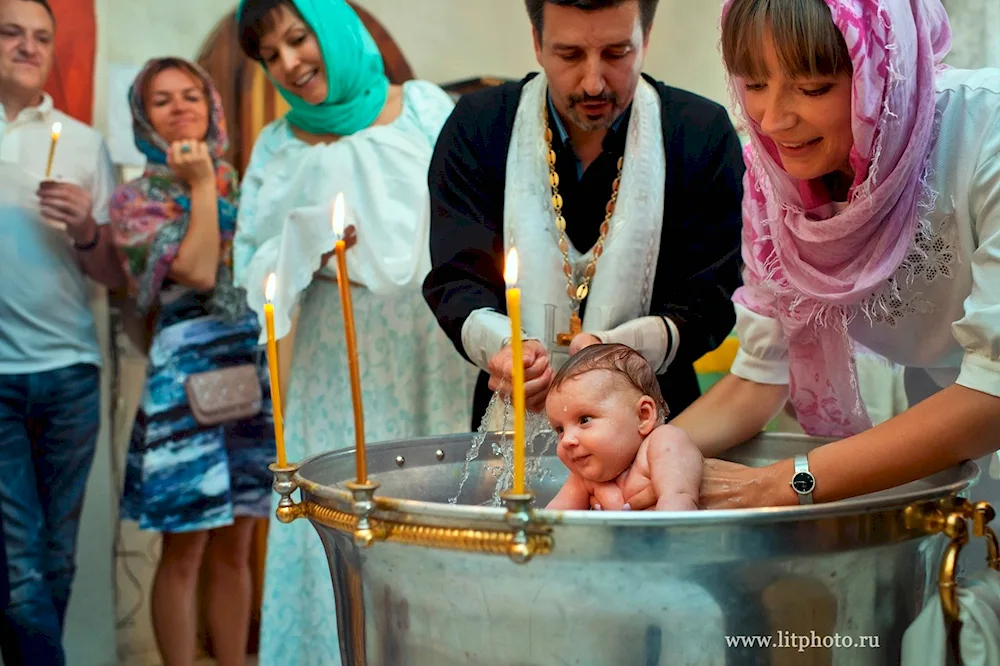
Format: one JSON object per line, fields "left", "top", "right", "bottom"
{"left": 503, "top": 73, "right": 666, "bottom": 369}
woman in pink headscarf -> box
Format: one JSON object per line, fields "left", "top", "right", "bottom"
{"left": 668, "top": 0, "right": 1000, "bottom": 508}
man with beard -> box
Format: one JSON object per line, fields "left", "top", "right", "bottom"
{"left": 423, "top": 0, "right": 745, "bottom": 428}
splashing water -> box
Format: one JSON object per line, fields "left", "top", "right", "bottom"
{"left": 448, "top": 392, "right": 557, "bottom": 506}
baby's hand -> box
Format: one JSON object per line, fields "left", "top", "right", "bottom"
{"left": 619, "top": 485, "right": 657, "bottom": 511}
{"left": 591, "top": 482, "right": 628, "bottom": 511}
{"left": 589, "top": 497, "right": 631, "bottom": 511}
{"left": 590, "top": 496, "right": 631, "bottom": 511}
{"left": 546, "top": 473, "right": 591, "bottom": 510}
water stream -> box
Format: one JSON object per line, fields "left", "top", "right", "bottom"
{"left": 448, "top": 392, "right": 557, "bottom": 506}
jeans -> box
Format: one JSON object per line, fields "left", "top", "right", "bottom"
{"left": 0, "top": 364, "right": 100, "bottom": 666}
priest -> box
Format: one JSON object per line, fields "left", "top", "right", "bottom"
{"left": 422, "top": 0, "right": 745, "bottom": 427}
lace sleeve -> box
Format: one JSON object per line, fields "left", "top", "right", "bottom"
{"left": 953, "top": 107, "right": 1000, "bottom": 398}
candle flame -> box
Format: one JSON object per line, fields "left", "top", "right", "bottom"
{"left": 265, "top": 273, "right": 276, "bottom": 302}
{"left": 504, "top": 247, "right": 519, "bottom": 285}
{"left": 51, "top": 121, "right": 61, "bottom": 138}
{"left": 332, "top": 192, "right": 345, "bottom": 238}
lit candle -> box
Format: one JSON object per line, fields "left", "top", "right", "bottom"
{"left": 332, "top": 192, "right": 367, "bottom": 484}
{"left": 45, "top": 122, "right": 61, "bottom": 178}
{"left": 505, "top": 248, "right": 526, "bottom": 494}
{"left": 264, "top": 273, "right": 287, "bottom": 468}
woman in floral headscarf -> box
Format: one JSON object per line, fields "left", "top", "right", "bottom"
{"left": 667, "top": 0, "right": 1000, "bottom": 509}
{"left": 111, "top": 57, "right": 275, "bottom": 666}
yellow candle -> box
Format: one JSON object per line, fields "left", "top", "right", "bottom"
{"left": 45, "top": 122, "right": 61, "bottom": 178}
{"left": 264, "top": 274, "right": 287, "bottom": 468}
{"left": 505, "top": 248, "right": 526, "bottom": 494}
{"left": 332, "top": 193, "right": 367, "bottom": 484}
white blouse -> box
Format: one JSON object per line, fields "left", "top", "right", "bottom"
{"left": 233, "top": 80, "right": 457, "bottom": 339}
{"left": 730, "top": 67, "right": 1000, "bottom": 403}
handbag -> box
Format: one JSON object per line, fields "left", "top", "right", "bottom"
{"left": 185, "top": 364, "right": 263, "bottom": 427}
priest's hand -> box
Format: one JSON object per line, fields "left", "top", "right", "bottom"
{"left": 569, "top": 333, "right": 601, "bottom": 355}
{"left": 487, "top": 339, "right": 553, "bottom": 412}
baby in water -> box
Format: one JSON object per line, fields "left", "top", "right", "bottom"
{"left": 545, "top": 343, "right": 703, "bottom": 511}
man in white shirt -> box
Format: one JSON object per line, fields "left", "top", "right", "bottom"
{"left": 0, "top": 1, "right": 123, "bottom": 664}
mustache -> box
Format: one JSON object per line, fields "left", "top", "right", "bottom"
{"left": 568, "top": 92, "right": 618, "bottom": 107}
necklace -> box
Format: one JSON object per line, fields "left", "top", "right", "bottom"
{"left": 543, "top": 109, "right": 623, "bottom": 346}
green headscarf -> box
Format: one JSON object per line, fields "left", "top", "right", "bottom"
{"left": 238, "top": 0, "right": 390, "bottom": 136}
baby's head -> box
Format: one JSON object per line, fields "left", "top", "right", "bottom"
{"left": 546, "top": 344, "right": 669, "bottom": 483}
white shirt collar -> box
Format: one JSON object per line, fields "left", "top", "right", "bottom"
{"left": 0, "top": 92, "right": 55, "bottom": 127}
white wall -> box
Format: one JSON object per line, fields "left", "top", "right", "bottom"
{"left": 91, "top": 0, "right": 735, "bottom": 137}
{"left": 353, "top": 0, "right": 732, "bottom": 109}
{"left": 943, "top": 0, "right": 1000, "bottom": 69}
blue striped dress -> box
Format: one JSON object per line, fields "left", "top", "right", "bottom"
{"left": 120, "top": 284, "right": 276, "bottom": 533}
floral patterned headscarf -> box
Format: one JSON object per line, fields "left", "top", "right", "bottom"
{"left": 110, "top": 57, "right": 247, "bottom": 320}
{"left": 723, "top": 0, "right": 952, "bottom": 437}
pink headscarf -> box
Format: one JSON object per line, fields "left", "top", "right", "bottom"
{"left": 724, "top": 0, "right": 953, "bottom": 437}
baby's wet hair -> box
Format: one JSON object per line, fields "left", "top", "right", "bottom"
{"left": 551, "top": 343, "right": 669, "bottom": 422}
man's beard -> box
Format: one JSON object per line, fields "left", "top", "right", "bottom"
{"left": 566, "top": 92, "right": 620, "bottom": 131}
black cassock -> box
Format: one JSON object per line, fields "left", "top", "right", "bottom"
{"left": 422, "top": 73, "right": 746, "bottom": 428}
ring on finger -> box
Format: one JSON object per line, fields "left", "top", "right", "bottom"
{"left": 180, "top": 142, "right": 192, "bottom": 154}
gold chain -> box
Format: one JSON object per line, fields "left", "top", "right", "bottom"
{"left": 543, "top": 111, "right": 622, "bottom": 313}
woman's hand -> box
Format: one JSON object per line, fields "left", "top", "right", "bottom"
{"left": 698, "top": 458, "right": 798, "bottom": 509}
{"left": 167, "top": 140, "right": 215, "bottom": 188}
{"left": 166, "top": 141, "right": 221, "bottom": 289}
{"left": 318, "top": 225, "right": 358, "bottom": 269}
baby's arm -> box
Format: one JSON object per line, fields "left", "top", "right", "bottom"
{"left": 591, "top": 482, "right": 628, "bottom": 511}
{"left": 647, "top": 425, "right": 703, "bottom": 511}
{"left": 546, "top": 473, "right": 592, "bottom": 510}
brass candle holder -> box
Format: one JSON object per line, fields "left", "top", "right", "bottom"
{"left": 268, "top": 460, "right": 552, "bottom": 563}
{"left": 269, "top": 462, "right": 303, "bottom": 524}
{"left": 501, "top": 490, "right": 542, "bottom": 563}
{"left": 345, "top": 480, "right": 380, "bottom": 548}
{"left": 265, "top": 194, "right": 552, "bottom": 564}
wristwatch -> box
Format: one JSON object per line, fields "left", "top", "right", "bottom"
{"left": 790, "top": 454, "right": 815, "bottom": 505}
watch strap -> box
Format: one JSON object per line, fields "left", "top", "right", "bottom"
{"left": 74, "top": 227, "right": 100, "bottom": 251}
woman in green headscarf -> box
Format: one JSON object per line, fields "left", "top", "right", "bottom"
{"left": 238, "top": 0, "right": 390, "bottom": 138}
{"left": 233, "top": 2, "right": 477, "bottom": 664}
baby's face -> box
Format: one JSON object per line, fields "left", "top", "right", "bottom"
{"left": 546, "top": 370, "right": 646, "bottom": 483}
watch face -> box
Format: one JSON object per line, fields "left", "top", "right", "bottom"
{"left": 792, "top": 472, "right": 815, "bottom": 494}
